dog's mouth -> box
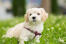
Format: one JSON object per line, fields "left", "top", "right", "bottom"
{"left": 33, "top": 19, "right": 36, "bottom": 22}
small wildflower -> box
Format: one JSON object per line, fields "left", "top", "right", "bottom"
{"left": 51, "top": 27, "right": 54, "bottom": 30}
{"left": 32, "top": 43, "right": 35, "bottom": 44}
{"left": 52, "top": 21, "right": 55, "bottom": 24}
{"left": 54, "top": 17, "right": 56, "bottom": 20}
{"left": 59, "top": 16, "right": 62, "bottom": 19}
{"left": 16, "top": 20, "right": 19, "bottom": 23}
{"left": 62, "top": 22, "right": 64, "bottom": 25}
{"left": 59, "top": 38, "right": 64, "bottom": 43}
{"left": 59, "top": 28, "right": 61, "bottom": 30}
{"left": 56, "top": 24, "right": 60, "bottom": 27}
{"left": 47, "top": 28, "right": 50, "bottom": 31}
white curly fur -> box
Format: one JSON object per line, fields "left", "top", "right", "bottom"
{"left": 3, "top": 8, "right": 48, "bottom": 44}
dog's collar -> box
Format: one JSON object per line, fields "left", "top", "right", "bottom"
{"left": 24, "top": 27, "right": 41, "bottom": 39}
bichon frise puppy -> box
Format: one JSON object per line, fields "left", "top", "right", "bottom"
{"left": 3, "top": 8, "right": 48, "bottom": 44}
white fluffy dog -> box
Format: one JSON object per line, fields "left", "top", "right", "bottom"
{"left": 3, "top": 8, "right": 48, "bottom": 44}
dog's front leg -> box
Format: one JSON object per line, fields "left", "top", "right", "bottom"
{"left": 19, "top": 36, "right": 29, "bottom": 44}
{"left": 35, "top": 35, "right": 41, "bottom": 43}
{"left": 19, "top": 40, "right": 24, "bottom": 44}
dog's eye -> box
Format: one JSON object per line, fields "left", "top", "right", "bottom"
{"left": 30, "top": 13, "right": 32, "bottom": 16}
{"left": 37, "top": 13, "right": 40, "bottom": 15}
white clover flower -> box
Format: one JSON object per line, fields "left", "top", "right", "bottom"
{"left": 62, "top": 22, "right": 64, "bottom": 25}
{"left": 47, "top": 28, "right": 50, "bottom": 31}
{"left": 59, "top": 28, "right": 61, "bottom": 30}
{"left": 32, "top": 43, "right": 35, "bottom": 44}
{"left": 52, "top": 21, "right": 55, "bottom": 23}
{"left": 58, "top": 16, "right": 62, "bottom": 19}
{"left": 16, "top": 20, "right": 19, "bottom": 23}
{"left": 51, "top": 27, "right": 54, "bottom": 30}
{"left": 56, "top": 24, "right": 60, "bottom": 27}
{"left": 59, "top": 38, "right": 64, "bottom": 43}
{"left": 54, "top": 17, "right": 56, "bottom": 20}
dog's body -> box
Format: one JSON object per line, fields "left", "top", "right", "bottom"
{"left": 3, "top": 8, "right": 48, "bottom": 44}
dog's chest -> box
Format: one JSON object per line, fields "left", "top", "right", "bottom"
{"left": 20, "top": 23, "right": 43, "bottom": 40}
{"left": 29, "top": 23, "right": 43, "bottom": 33}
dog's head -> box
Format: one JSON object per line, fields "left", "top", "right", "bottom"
{"left": 24, "top": 8, "right": 48, "bottom": 23}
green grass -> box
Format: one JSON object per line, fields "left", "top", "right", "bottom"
{"left": 0, "top": 15, "right": 66, "bottom": 44}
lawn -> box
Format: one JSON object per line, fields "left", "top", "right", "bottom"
{"left": 0, "top": 15, "right": 66, "bottom": 44}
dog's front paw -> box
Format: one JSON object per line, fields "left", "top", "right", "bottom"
{"left": 36, "top": 39, "right": 40, "bottom": 43}
{"left": 2, "top": 35, "right": 9, "bottom": 38}
{"left": 2, "top": 34, "right": 13, "bottom": 38}
{"left": 35, "top": 35, "right": 41, "bottom": 43}
{"left": 24, "top": 37, "right": 29, "bottom": 41}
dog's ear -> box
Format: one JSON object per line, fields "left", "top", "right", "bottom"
{"left": 24, "top": 14, "right": 29, "bottom": 22}
{"left": 40, "top": 8, "right": 48, "bottom": 22}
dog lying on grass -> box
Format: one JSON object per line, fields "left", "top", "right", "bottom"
{"left": 3, "top": 8, "right": 48, "bottom": 44}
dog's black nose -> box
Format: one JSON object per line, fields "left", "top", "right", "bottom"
{"left": 32, "top": 17, "right": 36, "bottom": 19}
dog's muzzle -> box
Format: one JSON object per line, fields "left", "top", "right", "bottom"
{"left": 32, "top": 17, "right": 36, "bottom": 22}
{"left": 32, "top": 17, "right": 36, "bottom": 19}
